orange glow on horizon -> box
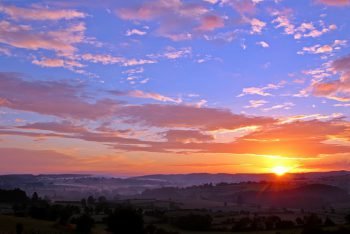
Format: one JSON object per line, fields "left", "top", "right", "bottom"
{"left": 272, "top": 165, "right": 290, "bottom": 176}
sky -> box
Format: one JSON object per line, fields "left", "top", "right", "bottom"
{"left": 0, "top": 0, "right": 349, "bottom": 176}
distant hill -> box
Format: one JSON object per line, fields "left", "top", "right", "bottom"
{"left": 140, "top": 182, "right": 350, "bottom": 209}
{"left": 131, "top": 173, "right": 275, "bottom": 186}
{"left": 131, "top": 171, "right": 350, "bottom": 186}
{"left": 0, "top": 171, "right": 349, "bottom": 200}
{"left": 239, "top": 183, "right": 350, "bottom": 208}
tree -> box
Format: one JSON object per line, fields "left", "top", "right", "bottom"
{"left": 233, "top": 217, "right": 251, "bottom": 232}
{"left": 75, "top": 214, "right": 94, "bottom": 234}
{"left": 345, "top": 213, "right": 350, "bottom": 224}
{"left": 87, "top": 196, "right": 95, "bottom": 206}
{"left": 172, "top": 214, "right": 212, "bottom": 231}
{"left": 31, "top": 192, "right": 39, "bottom": 202}
{"left": 16, "top": 223, "right": 23, "bottom": 234}
{"left": 302, "top": 214, "right": 323, "bottom": 234}
{"left": 81, "top": 198, "right": 87, "bottom": 208}
{"left": 324, "top": 217, "right": 335, "bottom": 226}
{"left": 98, "top": 196, "right": 107, "bottom": 203}
{"left": 106, "top": 207, "right": 144, "bottom": 234}
{"left": 0, "top": 189, "right": 28, "bottom": 203}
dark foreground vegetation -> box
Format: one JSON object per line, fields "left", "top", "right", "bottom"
{"left": 1, "top": 188, "right": 350, "bottom": 234}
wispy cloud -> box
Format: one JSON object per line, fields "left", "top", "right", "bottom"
{"left": 256, "top": 41, "right": 269, "bottom": 48}
{"left": 244, "top": 100, "right": 268, "bottom": 108}
{"left": 112, "top": 90, "right": 182, "bottom": 104}
{"left": 238, "top": 81, "right": 286, "bottom": 97}
{"left": 311, "top": 54, "right": 350, "bottom": 102}
{"left": 0, "top": 20, "right": 85, "bottom": 55}
{"left": 125, "top": 29, "right": 147, "bottom": 36}
{"left": 0, "top": 4, "right": 86, "bottom": 21}
{"left": 298, "top": 40, "right": 347, "bottom": 55}
{"left": 263, "top": 102, "right": 295, "bottom": 111}
{"left": 315, "top": 0, "right": 350, "bottom": 6}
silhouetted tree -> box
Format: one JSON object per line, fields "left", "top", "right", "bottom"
{"left": 106, "top": 206, "right": 144, "bottom": 234}
{"left": 81, "top": 198, "right": 87, "bottom": 208}
{"left": 75, "top": 214, "right": 94, "bottom": 234}
{"left": 31, "top": 192, "right": 39, "bottom": 202}
{"left": 172, "top": 214, "right": 212, "bottom": 231}
{"left": 16, "top": 223, "right": 23, "bottom": 234}
{"left": 87, "top": 196, "right": 95, "bottom": 206}
{"left": 296, "top": 217, "right": 304, "bottom": 226}
{"left": 276, "top": 220, "right": 295, "bottom": 229}
{"left": 345, "top": 213, "right": 350, "bottom": 224}
{"left": 302, "top": 214, "right": 323, "bottom": 234}
{"left": 264, "top": 216, "right": 281, "bottom": 230}
{"left": 0, "top": 189, "right": 28, "bottom": 203}
{"left": 324, "top": 217, "right": 335, "bottom": 226}
{"left": 232, "top": 217, "right": 251, "bottom": 232}
{"left": 98, "top": 196, "right": 107, "bottom": 203}
{"left": 301, "top": 226, "right": 323, "bottom": 234}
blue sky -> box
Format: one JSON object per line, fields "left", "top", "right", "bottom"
{"left": 0, "top": 0, "right": 349, "bottom": 175}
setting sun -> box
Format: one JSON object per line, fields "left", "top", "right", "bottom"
{"left": 272, "top": 166, "right": 290, "bottom": 176}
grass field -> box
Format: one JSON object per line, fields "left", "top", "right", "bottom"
{"left": 0, "top": 215, "right": 112, "bottom": 234}
{"left": 0, "top": 215, "right": 75, "bottom": 233}
{"left": 155, "top": 223, "right": 303, "bottom": 234}
{"left": 1, "top": 214, "right": 346, "bottom": 234}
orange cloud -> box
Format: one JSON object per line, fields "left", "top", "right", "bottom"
{"left": 163, "top": 130, "right": 214, "bottom": 143}
{"left": 0, "top": 148, "right": 77, "bottom": 174}
{"left": 1, "top": 73, "right": 349, "bottom": 159}
{"left": 311, "top": 54, "right": 350, "bottom": 101}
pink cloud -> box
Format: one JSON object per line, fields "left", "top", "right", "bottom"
{"left": 110, "top": 119, "right": 350, "bottom": 158}
{"left": 249, "top": 18, "right": 266, "bottom": 34}
{"left": 311, "top": 55, "right": 350, "bottom": 102}
{"left": 32, "top": 57, "right": 84, "bottom": 69}
{"left": 2, "top": 114, "right": 350, "bottom": 159}
{"left": 196, "top": 15, "right": 225, "bottom": 31}
{"left": 116, "top": 0, "right": 224, "bottom": 40}
{"left": 222, "top": 0, "right": 257, "bottom": 14}
{"left": 0, "top": 4, "right": 86, "bottom": 21}
{"left": 316, "top": 0, "right": 350, "bottom": 6}
{"left": 163, "top": 129, "right": 214, "bottom": 143}
{"left": 119, "top": 104, "right": 275, "bottom": 131}
{"left": 20, "top": 121, "right": 88, "bottom": 134}
{"left": 0, "top": 20, "right": 85, "bottom": 54}
{"left": 127, "top": 90, "right": 182, "bottom": 103}
{"left": 238, "top": 81, "right": 286, "bottom": 97}
{"left": 0, "top": 73, "right": 120, "bottom": 119}
{"left": 116, "top": 0, "right": 206, "bottom": 21}
{"left": 81, "top": 53, "right": 156, "bottom": 66}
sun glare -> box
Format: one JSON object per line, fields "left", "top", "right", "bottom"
{"left": 272, "top": 166, "right": 290, "bottom": 176}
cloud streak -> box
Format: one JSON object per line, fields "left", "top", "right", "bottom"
{"left": 0, "top": 4, "right": 86, "bottom": 21}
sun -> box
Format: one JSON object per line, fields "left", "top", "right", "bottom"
{"left": 272, "top": 166, "right": 290, "bottom": 176}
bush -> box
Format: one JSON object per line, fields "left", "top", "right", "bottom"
{"left": 106, "top": 206, "right": 144, "bottom": 234}
{"left": 75, "top": 214, "right": 94, "bottom": 234}
{"left": 172, "top": 214, "right": 212, "bottom": 231}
